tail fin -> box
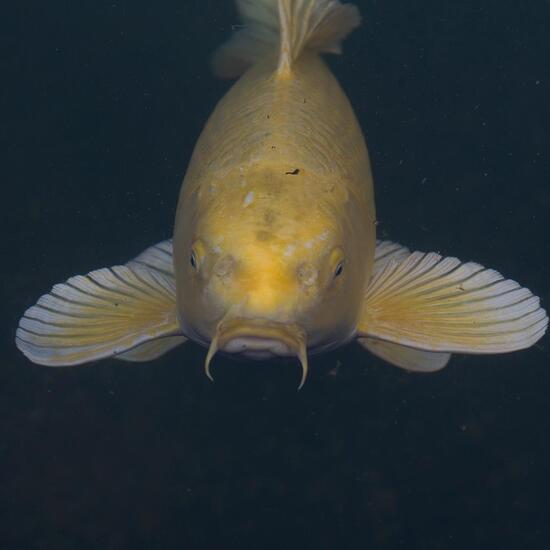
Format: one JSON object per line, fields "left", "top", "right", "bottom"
{"left": 212, "top": 0, "right": 361, "bottom": 79}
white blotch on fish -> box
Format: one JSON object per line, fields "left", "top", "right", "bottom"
{"left": 243, "top": 192, "right": 255, "bottom": 207}
{"left": 284, "top": 244, "right": 296, "bottom": 257}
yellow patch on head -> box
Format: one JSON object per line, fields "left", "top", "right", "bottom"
{"left": 229, "top": 244, "right": 296, "bottom": 314}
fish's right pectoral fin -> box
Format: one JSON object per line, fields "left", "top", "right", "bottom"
{"left": 357, "top": 243, "right": 548, "bottom": 365}
{"left": 16, "top": 240, "right": 185, "bottom": 366}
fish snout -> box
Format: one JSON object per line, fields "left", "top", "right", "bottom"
{"left": 205, "top": 317, "right": 309, "bottom": 389}
{"left": 222, "top": 335, "right": 294, "bottom": 358}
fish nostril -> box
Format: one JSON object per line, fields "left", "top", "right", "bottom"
{"left": 297, "top": 263, "right": 318, "bottom": 287}
{"left": 214, "top": 255, "right": 235, "bottom": 279}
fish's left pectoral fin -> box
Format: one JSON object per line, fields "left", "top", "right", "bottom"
{"left": 16, "top": 262, "right": 184, "bottom": 367}
{"left": 357, "top": 248, "right": 548, "bottom": 360}
{"left": 358, "top": 337, "right": 451, "bottom": 372}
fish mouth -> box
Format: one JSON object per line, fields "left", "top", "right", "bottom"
{"left": 205, "top": 318, "right": 309, "bottom": 389}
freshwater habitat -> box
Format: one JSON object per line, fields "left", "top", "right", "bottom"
{"left": 2, "top": 1, "right": 550, "bottom": 548}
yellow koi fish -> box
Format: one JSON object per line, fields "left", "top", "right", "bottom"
{"left": 16, "top": 0, "right": 547, "bottom": 388}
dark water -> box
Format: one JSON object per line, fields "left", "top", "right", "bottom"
{"left": 2, "top": 1, "right": 550, "bottom": 548}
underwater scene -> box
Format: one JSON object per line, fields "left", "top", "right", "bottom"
{"left": 2, "top": 1, "right": 550, "bottom": 548}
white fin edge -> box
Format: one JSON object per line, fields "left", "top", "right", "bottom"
{"left": 127, "top": 238, "right": 174, "bottom": 279}
{"left": 360, "top": 250, "right": 548, "bottom": 354}
{"left": 373, "top": 239, "right": 411, "bottom": 275}
{"left": 16, "top": 243, "right": 182, "bottom": 366}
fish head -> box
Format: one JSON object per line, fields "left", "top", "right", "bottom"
{"left": 175, "top": 182, "right": 369, "bottom": 385}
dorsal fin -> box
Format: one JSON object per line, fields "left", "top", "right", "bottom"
{"left": 212, "top": 0, "right": 360, "bottom": 79}
{"left": 276, "top": 0, "right": 360, "bottom": 77}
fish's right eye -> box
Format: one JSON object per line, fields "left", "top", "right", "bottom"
{"left": 190, "top": 239, "right": 206, "bottom": 272}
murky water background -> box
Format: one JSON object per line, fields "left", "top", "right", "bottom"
{"left": 2, "top": 1, "right": 550, "bottom": 548}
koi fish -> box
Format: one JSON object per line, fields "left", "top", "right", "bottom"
{"left": 16, "top": 0, "right": 547, "bottom": 388}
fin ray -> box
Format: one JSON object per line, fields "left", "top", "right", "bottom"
{"left": 359, "top": 247, "right": 548, "bottom": 354}
{"left": 212, "top": 0, "right": 360, "bottom": 78}
{"left": 16, "top": 240, "right": 183, "bottom": 366}
{"left": 127, "top": 239, "right": 174, "bottom": 279}
{"left": 373, "top": 239, "right": 411, "bottom": 274}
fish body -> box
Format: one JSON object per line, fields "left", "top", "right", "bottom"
{"left": 16, "top": 0, "right": 547, "bottom": 388}
{"left": 174, "top": 49, "right": 375, "bottom": 356}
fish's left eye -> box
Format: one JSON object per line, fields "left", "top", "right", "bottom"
{"left": 329, "top": 247, "right": 345, "bottom": 281}
{"left": 190, "top": 251, "right": 198, "bottom": 270}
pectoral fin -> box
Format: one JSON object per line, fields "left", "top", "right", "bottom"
{"left": 358, "top": 337, "right": 451, "bottom": 372}
{"left": 127, "top": 238, "right": 174, "bottom": 278}
{"left": 358, "top": 243, "right": 548, "bottom": 363}
{"left": 16, "top": 239, "right": 185, "bottom": 366}
{"left": 372, "top": 239, "right": 410, "bottom": 275}
{"left": 117, "top": 335, "right": 187, "bottom": 362}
